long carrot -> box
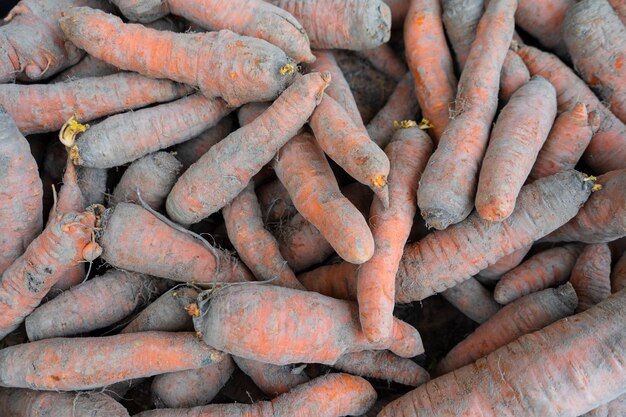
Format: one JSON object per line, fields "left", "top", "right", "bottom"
{"left": 357, "top": 124, "right": 433, "bottom": 342}
{"left": 570, "top": 243, "right": 612, "bottom": 313}
{"left": 166, "top": 72, "right": 330, "bottom": 225}
{"left": 297, "top": 262, "right": 359, "bottom": 300}
{"left": 494, "top": 244, "right": 583, "bottom": 304}
{"left": 441, "top": 0, "right": 484, "bottom": 70}
{"left": 60, "top": 7, "right": 295, "bottom": 107}
{"left": 174, "top": 116, "right": 234, "bottom": 171}
{"left": 515, "top": 0, "right": 574, "bottom": 56}
{"left": 356, "top": 44, "right": 408, "bottom": 82}
{"left": 0, "top": 107, "right": 43, "bottom": 275}
{"left": 476, "top": 245, "right": 531, "bottom": 282}
{"left": 333, "top": 350, "right": 430, "bottom": 387}
{"left": 476, "top": 76, "right": 557, "bottom": 222}
{"left": 416, "top": 0, "right": 516, "bottom": 229}
{"left": 613, "top": 252, "right": 626, "bottom": 293}
{"left": 404, "top": 0, "right": 457, "bottom": 142}
{"left": 441, "top": 277, "right": 502, "bottom": 324}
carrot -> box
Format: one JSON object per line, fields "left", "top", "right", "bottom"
{"left": 380, "top": 290, "right": 626, "bottom": 417}
{"left": 543, "top": 169, "right": 626, "bottom": 243}
{"left": 223, "top": 181, "right": 304, "bottom": 289}
{"left": 386, "top": 0, "right": 410, "bottom": 26}
{"left": 399, "top": 170, "right": 594, "bottom": 302}
{"left": 476, "top": 76, "right": 557, "bottom": 222}
{"left": 195, "top": 285, "right": 424, "bottom": 365}
{"left": 174, "top": 116, "right": 234, "bottom": 171}
{"left": 233, "top": 356, "right": 310, "bottom": 397}
{"left": 441, "top": 277, "right": 502, "bottom": 324}
{"left": 111, "top": 152, "right": 182, "bottom": 210}
{"left": 0, "top": 73, "right": 191, "bottom": 136}
{"left": 0, "top": 388, "right": 129, "bottom": 417}
{"left": 0, "top": 209, "right": 98, "bottom": 340}
{"left": 494, "top": 244, "right": 583, "bottom": 304}
{"left": 136, "top": 373, "right": 376, "bottom": 417}
{"left": 613, "top": 252, "right": 626, "bottom": 293}
{"left": 108, "top": 0, "right": 170, "bottom": 22}
{"left": 583, "top": 394, "right": 626, "bottom": 417}
{"left": 476, "top": 245, "right": 531, "bottom": 282}
{"left": 357, "top": 124, "right": 433, "bottom": 342}
{"left": 563, "top": 0, "right": 626, "bottom": 124}
{"left": 0, "top": 331, "right": 222, "bottom": 390}
{"left": 99, "top": 202, "right": 253, "bottom": 283}
{"left": 437, "top": 283, "right": 577, "bottom": 374}
{"left": 416, "top": 0, "right": 516, "bottom": 229}
{"left": 267, "top": 0, "right": 391, "bottom": 50}
{"left": 356, "top": 45, "right": 408, "bottom": 82}
{"left": 25, "top": 270, "right": 168, "bottom": 341}
{"left": 52, "top": 54, "right": 119, "bottom": 82}
{"left": 570, "top": 244, "right": 612, "bottom": 313}
{"left": 310, "top": 94, "right": 391, "bottom": 207}
{"left": 333, "top": 350, "right": 430, "bottom": 387}
{"left": 441, "top": 0, "right": 484, "bottom": 70}
{"left": 515, "top": 0, "right": 573, "bottom": 56}
{"left": 516, "top": 44, "right": 626, "bottom": 172}
{"left": 298, "top": 262, "right": 359, "bottom": 300}
{"left": 529, "top": 102, "right": 601, "bottom": 180}
{"left": 498, "top": 50, "right": 531, "bottom": 102}
{"left": 256, "top": 179, "right": 297, "bottom": 224}
{"left": 151, "top": 352, "right": 235, "bottom": 408}
{"left": 166, "top": 72, "right": 330, "bottom": 225}
{"left": 404, "top": 0, "right": 457, "bottom": 142}
{"left": 60, "top": 7, "right": 295, "bottom": 107}
{"left": 0, "top": 107, "right": 43, "bottom": 275}
{"left": 608, "top": 0, "right": 626, "bottom": 24}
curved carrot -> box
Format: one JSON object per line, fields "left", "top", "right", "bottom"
{"left": 166, "top": 72, "right": 330, "bottom": 225}
{"left": 417, "top": 0, "right": 516, "bottom": 229}
{"left": 563, "top": 0, "right": 626, "bottom": 124}
{"left": 404, "top": 0, "right": 457, "bottom": 142}
{"left": 333, "top": 350, "right": 430, "bottom": 387}
{"left": 570, "top": 243, "right": 612, "bottom": 312}
{"left": 476, "top": 76, "right": 557, "bottom": 222}
{"left": 297, "top": 262, "right": 359, "bottom": 300}
{"left": 100, "top": 202, "right": 253, "bottom": 283}
{"left": 441, "top": 0, "right": 484, "bottom": 69}
{"left": 499, "top": 50, "right": 530, "bottom": 102}
{"left": 60, "top": 7, "right": 295, "bottom": 107}
{"left": 357, "top": 125, "right": 433, "bottom": 341}
{"left": 122, "top": 287, "right": 198, "bottom": 334}
{"left": 516, "top": 44, "right": 626, "bottom": 172}
{"left": 476, "top": 245, "right": 531, "bottom": 282}
{"left": 174, "top": 116, "right": 234, "bottom": 171}
{"left": 515, "top": 0, "right": 573, "bottom": 56}
{"left": 356, "top": 44, "right": 408, "bottom": 82}
{"left": 494, "top": 244, "right": 583, "bottom": 304}
{"left": 0, "top": 107, "right": 43, "bottom": 275}
{"left": 437, "top": 283, "right": 577, "bottom": 374}
{"left": 233, "top": 356, "right": 310, "bottom": 397}
{"left": 194, "top": 285, "right": 424, "bottom": 365}
{"left": 613, "top": 252, "right": 626, "bottom": 293}
{"left": 441, "top": 277, "right": 502, "bottom": 324}
{"left": 399, "top": 170, "right": 594, "bottom": 302}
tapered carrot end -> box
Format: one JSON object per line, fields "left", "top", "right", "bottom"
{"left": 420, "top": 209, "right": 456, "bottom": 231}
{"left": 82, "top": 242, "right": 102, "bottom": 262}
{"left": 372, "top": 180, "right": 389, "bottom": 209}
{"left": 588, "top": 111, "right": 601, "bottom": 134}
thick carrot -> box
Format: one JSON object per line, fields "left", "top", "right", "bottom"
{"left": 529, "top": 102, "right": 600, "bottom": 180}
{"left": 0, "top": 332, "right": 222, "bottom": 390}
{"left": 0, "top": 73, "right": 191, "bottom": 135}
{"left": 442, "top": 277, "right": 502, "bottom": 323}
{"left": 267, "top": 0, "right": 391, "bottom": 50}
{"left": 136, "top": 373, "right": 376, "bottom": 417}
{"left": 310, "top": 94, "right": 391, "bottom": 207}
{"left": 441, "top": 0, "right": 484, "bottom": 69}
{"left": 356, "top": 45, "right": 408, "bottom": 82}
{"left": 25, "top": 270, "right": 168, "bottom": 341}
{"left": 494, "top": 244, "right": 583, "bottom": 304}
{"left": 174, "top": 116, "right": 234, "bottom": 171}
{"left": 366, "top": 72, "right": 420, "bottom": 148}
{"left": 223, "top": 181, "right": 304, "bottom": 289}
{"left": 233, "top": 356, "right": 310, "bottom": 397}
{"left": 515, "top": 0, "right": 573, "bottom": 56}
{"left": 166, "top": 72, "right": 330, "bottom": 225}
{"left": 476, "top": 245, "right": 531, "bottom": 282}
{"left": 195, "top": 285, "right": 424, "bottom": 365}
{"left": 416, "top": 0, "right": 516, "bottom": 229}
{"left": 333, "top": 350, "right": 430, "bottom": 387}
{"left": 0, "top": 388, "right": 129, "bottom": 417}
{"left": 613, "top": 252, "right": 626, "bottom": 293}
{"left": 404, "top": 0, "right": 457, "bottom": 142}
{"left": 543, "top": 169, "right": 626, "bottom": 243}
{"left": 99, "top": 202, "right": 253, "bottom": 283}
{"left": 112, "top": 152, "right": 182, "bottom": 210}
{"left": 476, "top": 76, "right": 557, "bottom": 222}
{"left": 357, "top": 125, "right": 433, "bottom": 341}
{"left": 437, "top": 283, "right": 577, "bottom": 374}
{"left": 516, "top": 44, "right": 626, "bottom": 172}
{"left": 563, "top": 0, "right": 626, "bottom": 124}
{"left": 60, "top": 7, "right": 295, "bottom": 107}
{"left": 570, "top": 244, "right": 612, "bottom": 313}
{"left": 0, "top": 107, "right": 43, "bottom": 275}
{"left": 151, "top": 352, "right": 235, "bottom": 408}
{"left": 399, "top": 170, "right": 594, "bottom": 302}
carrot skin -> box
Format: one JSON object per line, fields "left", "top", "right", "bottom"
{"left": 297, "top": 262, "right": 359, "bottom": 300}
{"left": 52, "top": 54, "right": 119, "bottom": 82}
{"left": 109, "top": 0, "right": 169, "bottom": 22}
{"left": 233, "top": 356, "right": 310, "bottom": 397}
{"left": 441, "top": 0, "right": 484, "bottom": 70}
{"left": 476, "top": 245, "right": 531, "bottom": 282}
{"left": 515, "top": 0, "right": 573, "bottom": 56}
{"left": 570, "top": 244, "right": 612, "bottom": 313}
{"left": 256, "top": 179, "right": 297, "bottom": 224}
{"left": 612, "top": 252, "right": 626, "bottom": 293}
{"left": 442, "top": 277, "right": 502, "bottom": 324}
{"left": 333, "top": 350, "right": 430, "bottom": 387}
{"left": 356, "top": 44, "right": 407, "bottom": 82}
{"left": 77, "top": 166, "right": 108, "bottom": 206}
{"left": 607, "top": 0, "right": 626, "bottom": 24}
{"left": 174, "top": 116, "right": 234, "bottom": 171}
{"left": 498, "top": 50, "right": 530, "bottom": 102}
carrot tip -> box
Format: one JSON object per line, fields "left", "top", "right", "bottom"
{"left": 394, "top": 120, "right": 417, "bottom": 129}
{"left": 59, "top": 116, "right": 88, "bottom": 147}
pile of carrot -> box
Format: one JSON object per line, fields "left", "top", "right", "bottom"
{"left": 0, "top": 0, "right": 625, "bottom": 415}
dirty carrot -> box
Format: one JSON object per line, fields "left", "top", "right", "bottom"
{"left": 52, "top": 54, "right": 119, "bottom": 82}
{"left": 441, "top": 0, "right": 484, "bottom": 69}
{"left": 173, "top": 116, "right": 234, "bottom": 171}
{"left": 570, "top": 243, "right": 612, "bottom": 312}
{"left": 499, "top": 50, "right": 531, "bottom": 102}
{"left": 441, "top": 277, "right": 502, "bottom": 324}
{"left": 476, "top": 245, "right": 532, "bottom": 282}
{"left": 297, "top": 262, "right": 359, "bottom": 300}
{"left": 333, "top": 350, "right": 430, "bottom": 387}
{"left": 612, "top": 252, "right": 626, "bottom": 293}
{"left": 356, "top": 44, "right": 408, "bottom": 82}
{"left": 515, "top": 0, "right": 573, "bottom": 56}
{"left": 233, "top": 356, "right": 311, "bottom": 397}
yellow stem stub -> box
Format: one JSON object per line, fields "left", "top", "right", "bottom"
{"left": 418, "top": 118, "right": 434, "bottom": 130}
{"left": 279, "top": 63, "right": 295, "bottom": 76}
{"left": 59, "top": 115, "right": 88, "bottom": 147}
{"left": 185, "top": 303, "right": 201, "bottom": 318}
{"left": 372, "top": 175, "right": 387, "bottom": 188}
{"left": 592, "top": 183, "right": 603, "bottom": 192}
{"left": 394, "top": 120, "right": 417, "bottom": 129}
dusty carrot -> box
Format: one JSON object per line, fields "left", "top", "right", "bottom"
{"left": 499, "top": 50, "right": 531, "bottom": 102}
{"left": 442, "top": 277, "right": 502, "bottom": 324}
{"left": 52, "top": 54, "right": 119, "bottom": 82}
{"left": 441, "top": 0, "right": 484, "bottom": 69}
{"left": 613, "top": 252, "right": 626, "bottom": 293}
{"left": 608, "top": 0, "right": 626, "bottom": 24}
{"left": 297, "top": 262, "right": 359, "bottom": 300}
{"left": 108, "top": 0, "right": 170, "bottom": 22}
{"left": 356, "top": 44, "right": 408, "bottom": 82}
{"left": 515, "top": 0, "right": 574, "bottom": 56}
{"left": 582, "top": 394, "right": 626, "bottom": 417}
{"left": 174, "top": 116, "right": 234, "bottom": 171}
{"left": 233, "top": 356, "right": 310, "bottom": 397}
{"left": 570, "top": 244, "right": 612, "bottom": 312}
{"left": 476, "top": 245, "right": 532, "bottom": 282}
{"left": 333, "top": 350, "right": 430, "bottom": 387}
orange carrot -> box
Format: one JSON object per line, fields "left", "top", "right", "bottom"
{"left": 563, "top": 0, "right": 626, "bottom": 124}
{"left": 441, "top": 0, "right": 484, "bottom": 69}
{"left": 0, "top": 107, "right": 43, "bottom": 275}
{"left": 416, "top": 0, "right": 516, "bottom": 229}
{"left": 357, "top": 124, "right": 433, "bottom": 341}
{"left": 570, "top": 244, "right": 612, "bottom": 312}
{"left": 516, "top": 44, "right": 626, "bottom": 172}
{"left": 404, "top": 0, "right": 457, "bottom": 142}
{"left": 476, "top": 76, "right": 557, "bottom": 222}
{"left": 166, "top": 72, "right": 330, "bottom": 225}
{"left": 298, "top": 262, "right": 359, "bottom": 300}
{"left": 515, "top": 0, "right": 574, "bottom": 56}
{"left": 498, "top": 50, "right": 531, "bottom": 102}
{"left": 60, "top": 7, "right": 295, "bottom": 107}
{"left": 174, "top": 116, "right": 234, "bottom": 171}
{"left": 100, "top": 202, "right": 253, "bottom": 283}
{"left": 494, "top": 244, "right": 583, "bottom": 304}
{"left": 608, "top": 0, "right": 626, "bottom": 24}
{"left": 437, "top": 283, "right": 577, "bottom": 374}
{"left": 476, "top": 245, "right": 531, "bottom": 282}
{"left": 613, "top": 252, "right": 626, "bottom": 293}
{"left": 333, "top": 350, "right": 430, "bottom": 387}
{"left": 195, "top": 285, "right": 424, "bottom": 365}
{"left": 529, "top": 102, "right": 600, "bottom": 180}
{"left": 356, "top": 44, "right": 408, "bottom": 82}
{"left": 233, "top": 356, "right": 310, "bottom": 397}
{"left": 442, "top": 277, "right": 502, "bottom": 323}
